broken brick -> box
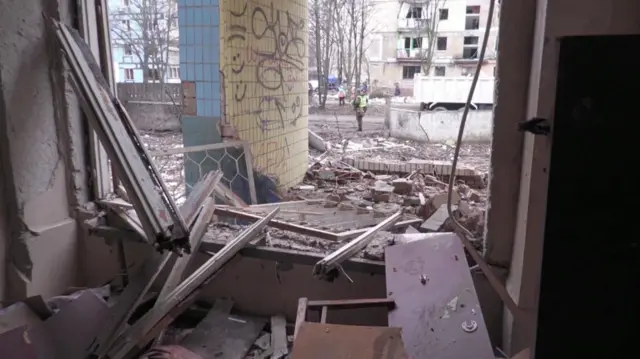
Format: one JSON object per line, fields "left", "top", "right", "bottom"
{"left": 373, "top": 192, "right": 391, "bottom": 202}
{"left": 403, "top": 196, "right": 422, "bottom": 206}
{"left": 391, "top": 179, "right": 413, "bottom": 195}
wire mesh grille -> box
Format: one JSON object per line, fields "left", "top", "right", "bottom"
{"left": 150, "top": 141, "right": 256, "bottom": 205}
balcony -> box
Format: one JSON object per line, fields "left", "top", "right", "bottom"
{"left": 397, "top": 18, "right": 430, "bottom": 31}
{"left": 396, "top": 48, "right": 427, "bottom": 61}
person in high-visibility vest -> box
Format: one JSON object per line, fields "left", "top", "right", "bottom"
{"left": 352, "top": 88, "right": 368, "bottom": 131}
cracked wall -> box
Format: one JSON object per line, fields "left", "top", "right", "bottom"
{"left": 0, "top": 0, "right": 89, "bottom": 304}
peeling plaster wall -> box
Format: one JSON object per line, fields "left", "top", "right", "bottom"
{"left": 0, "top": 0, "right": 89, "bottom": 304}
{"left": 220, "top": 0, "right": 309, "bottom": 188}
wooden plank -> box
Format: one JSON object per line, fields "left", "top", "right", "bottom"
{"left": 307, "top": 298, "right": 395, "bottom": 309}
{"left": 294, "top": 298, "right": 308, "bottom": 340}
{"left": 270, "top": 315, "right": 288, "bottom": 359}
{"left": 291, "top": 323, "right": 408, "bottom": 359}
{"left": 181, "top": 299, "right": 266, "bottom": 359}
{"left": 385, "top": 233, "right": 494, "bottom": 359}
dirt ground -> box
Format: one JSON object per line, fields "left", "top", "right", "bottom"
{"left": 308, "top": 111, "right": 491, "bottom": 173}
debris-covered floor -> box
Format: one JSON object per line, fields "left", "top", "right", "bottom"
{"left": 0, "top": 12, "right": 524, "bottom": 359}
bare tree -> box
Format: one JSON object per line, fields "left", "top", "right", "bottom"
{"left": 309, "top": 0, "right": 336, "bottom": 109}
{"left": 110, "top": 0, "right": 179, "bottom": 83}
{"left": 333, "top": 0, "right": 375, "bottom": 97}
{"left": 407, "top": 0, "right": 447, "bottom": 75}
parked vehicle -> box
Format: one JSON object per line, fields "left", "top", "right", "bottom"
{"left": 413, "top": 74, "right": 495, "bottom": 111}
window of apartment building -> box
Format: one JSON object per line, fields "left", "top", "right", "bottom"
{"left": 462, "top": 48, "right": 478, "bottom": 59}
{"left": 466, "top": 5, "right": 481, "bottom": 14}
{"left": 407, "top": 6, "right": 423, "bottom": 19}
{"left": 463, "top": 36, "right": 479, "bottom": 59}
{"left": 121, "top": 0, "right": 129, "bottom": 6}
{"left": 404, "top": 37, "right": 422, "bottom": 49}
{"left": 439, "top": 8, "right": 449, "bottom": 20}
{"left": 147, "top": 69, "right": 161, "bottom": 81}
{"left": 124, "top": 43, "right": 132, "bottom": 56}
{"left": 464, "top": 36, "right": 479, "bottom": 45}
{"left": 121, "top": 20, "right": 130, "bottom": 31}
{"left": 168, "top": 67, "right": 180, "bottom": 79}
{"left": 465, "top": 5, "right": 480, "bottom": 30}
{"left": 124, "top": 69, "right": 134, "bottom": 81}
{"left": 437, "top": 37, "right": 447, "bottom": 51}
{"left": 434, "top": 66, "right": 446, "bottom": 76}
{"left": 402, "top": 66, "right": 421, "bottom": 79}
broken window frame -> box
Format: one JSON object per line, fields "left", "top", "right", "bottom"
{"left": 78, "top": 0, "right": 116, "bottom": 199}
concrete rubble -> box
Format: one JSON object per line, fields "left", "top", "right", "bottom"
{"left": 0, "top": 24, "right": 515, "bottom": 359}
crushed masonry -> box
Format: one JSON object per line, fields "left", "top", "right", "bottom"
{"left": 0, "top": 22, "right": 500, "bottom": 359}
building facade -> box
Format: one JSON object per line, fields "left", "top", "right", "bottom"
{"left": 366, "top": 0, "right": 498, "bottom": 88}
{"left": 109, "top": 0, "right": 181, "bottom": 83}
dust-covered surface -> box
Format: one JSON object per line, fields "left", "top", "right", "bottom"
{"left": 206, "top": 222, "right": 397, "bottom": 261}
{"left": 140, "top": 108, "right": 491, "bottom": 259}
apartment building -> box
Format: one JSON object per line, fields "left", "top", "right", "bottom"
{"left": 366, "top": 0, "right": 498, "bottom": 88}
{"left": 109, "top": 0, "right": 181, "bottom": 83}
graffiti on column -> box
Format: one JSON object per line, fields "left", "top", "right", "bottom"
{"left": 226, "top": 1, "right": 306, "bottom": 175}
{"left": 227, "top": 1, "right": 305, "bottom": 131}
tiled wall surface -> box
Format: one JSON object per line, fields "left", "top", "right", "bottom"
{"left": 178, "top": 0, "right": 223, "bottom": 192}
{"left": 220, "top": 0, "right": 309, "bottom": 188}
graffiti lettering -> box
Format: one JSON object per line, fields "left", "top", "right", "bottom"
{"left": 255, "top": 96, "right": 286, "bottom": 131}
{"left": 226, "top": 0, "right": 306, "bottom": 147}
{"left": 250, "top": 3, "right": 305, "bottom": 91}
{"left": 253, "top": 138, "right": 291, "bottom": 174}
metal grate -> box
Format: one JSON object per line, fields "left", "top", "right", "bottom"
{"left": 150, "top": 141, "right": 257, "bottom": 206}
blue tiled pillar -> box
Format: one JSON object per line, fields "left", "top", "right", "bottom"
{"left": 178, "top": 0, "right": 222, "bottom": 193}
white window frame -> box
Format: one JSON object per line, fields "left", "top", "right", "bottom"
{"left": 79, "top": 0, "right": 116, "bottom": 197}
{"left": 124, "top": 68, "right": 135, "bottom": 81}
{"left": 168, "top": 67, "right": 180, "bottom": 79}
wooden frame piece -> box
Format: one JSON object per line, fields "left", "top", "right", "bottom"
{"left": 294, "top": 297, "right": 396, "bottom": 339}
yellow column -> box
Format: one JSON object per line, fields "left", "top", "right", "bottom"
{"left": 220, "top": 0, "right": 309, "bottom": 188}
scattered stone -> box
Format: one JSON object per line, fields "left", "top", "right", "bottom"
{"left": 391, "top": 179, "right": 413, "bottom": 195}
{"left": 373, "top": 192, "right": 391, "bottom": 202}
{"left": 323, "top": 200, "right": 339, "bottom": 208}
{"left": 403, "top": 196, "right": 422, "bottom": 206}
{"left": 318, "top": 170, "right": 336, "bottom": 180}
{"left": 468, "top": 190, "right": 482, "bottom": 202}
{"left": 430, "top": 192, "right": 461, "bottom": 209}
{"left": 421, "top": 204, "right": 455, "bottom": 232}
{"left": 254, "top": 332, "right": 271, "bottom": 350}
{"left": 457, "top": 200, "right": 472, "bottom": 216}
{"left": 375, "top": 175, "right": 393, "bottom": 181}
{"left": 418, "top": 192, "right": 427, "bottom": 206}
